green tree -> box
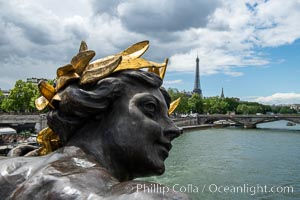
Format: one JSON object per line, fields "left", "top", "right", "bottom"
{"left": 0, "top": 90, "right": 4, "bottom": 111}
{"left": 1, "top": 80, "right": 39, "bottom": 112}
{"left": 188, "top": 93, "right": 203, "bottom": 113}
{"left": 176, "top": 96, "right": 189, "bottom": 114}
{"left": 237, "top": 104, "right": 249, "bottom": 114}
{"left": 217, "top": 100, "right": 230, "bottom": 114}
{"left": 271, "top": 105, "right": 280, "bottom": 114}
{"left": 237, "top": 104, "right": 263, "bottom": 114}
{"left": 167, "top": 88, "right": 189, "bottom": 114}
{"left": 167, "top": 88, "right": 179, "bottom": 100}
{"left": 261, "top": 104, "right": 272, "bottom": 114}
{"left": 166, "top": 88, "right": 298, "bottom": 116}
{"left": 1, "top": 97, "right": 14, "bottom": 112}
{"left": 279, "top": 106, "right": 297, "bottom": 114}
{"left": 203, "top": 97, "right": 229, "bottom": 114}
{"left": 224, "top": 97, "right": 239, "bottom": 112}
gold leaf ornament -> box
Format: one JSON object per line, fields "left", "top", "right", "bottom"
{"left": 37, "top": 127, "right": 61, "bottom": 156}
{"left": 35, "top": 96, "right": 50, "bottom": 111}
{"left": 168, "top": 97, "right": 181, "bottom": 115}
{"left": 147, "top": 58, "right": 168, "bottom": 79}
{"left": 71, "top": 50, "right": 96, "bottom": 75}
{"left": 38, "top": 80, "right": 56, "bottom": 101}
{"left": 115, "top": 57, "right": 167, "bottom": 72}
{"left": 159, "top": 58, "right": 168, "bottom": 79}
{"left": 56, "top": 64, "right": 75, "bottom": 77}
{"left": 80, "top": 55, "right": 122, "bottom": 85}
{"left": 55, "top": 73, "right": 80, "bottom": 91}
{"left": 79, "top": 41, "right": 88, "bottom": 52}
{"left": 118, "top": 40, "right": 149, "bottom": 59}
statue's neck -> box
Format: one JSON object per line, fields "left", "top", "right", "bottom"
{"left": 66, "top": 130, "right": 133, "bottom": 182}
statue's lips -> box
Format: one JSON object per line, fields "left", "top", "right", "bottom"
{"left": 157, "top": 140, "right": 172, "bottom": 152}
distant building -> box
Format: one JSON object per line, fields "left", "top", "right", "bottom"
{"left": 233, "top": 97, "right": 240, "bottom": 102}
{"left": 290, "top": 104, "right": 300, "bottom": 111}
{"left": 220, "top": 87, "right": 225, "bottom": 98}
{"left": 183, "top": 91, "right": 193, "bottom": 97}
{"left": 193, "top": 55, "right": 203, "bottom": 97}
{"left": 26, "top": 77, "right": 46, "bottom": 85}
{"left": 0, "top": 89, "right": 10, "bottom": 98}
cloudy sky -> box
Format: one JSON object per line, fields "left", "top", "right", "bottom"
{"left": 0, "top": 0, "right": 300, "bottom": 105}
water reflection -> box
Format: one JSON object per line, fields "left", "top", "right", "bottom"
{"left": 141, "top": 121, "right": 300, "bottom": 199}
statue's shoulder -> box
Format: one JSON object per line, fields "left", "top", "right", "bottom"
{"left": 109, "top": 180, "right": 192, "bottom": 200}
{"left": 0, "top": 146, "right": 118, "bottom": 200}
{"left": 0, "top": 147, "right": 191, "bottom": 200}
{"left": 0, "top": 153, "right": 45, "bottom": 198}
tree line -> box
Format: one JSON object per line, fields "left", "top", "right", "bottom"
{"left": 0, "top": 79, "right": 53, "bottom": 113}
{"left": 0, "top": 82, "right": 298, "bottom": 114}
{"left": 167, "top": 88, "right": 298, "bottom": 115}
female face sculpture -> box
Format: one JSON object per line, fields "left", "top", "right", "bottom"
{"left": 111, "top": 87, "right": 179, "bottom": 177}
{"left": 47, "top": 70, "right": 181, "bottom": 181}
{"left": 34, "top": 41, "right": 182, "bottom": 181}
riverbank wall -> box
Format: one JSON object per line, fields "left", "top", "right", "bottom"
{"left": 173, "top": 117, "right": 229, "bottom": 132}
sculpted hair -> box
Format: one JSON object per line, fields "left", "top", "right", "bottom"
{"left": 47, "top": 70, "right": 169, "bottom": 145}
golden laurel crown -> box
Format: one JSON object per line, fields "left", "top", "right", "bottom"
{"left": 34, "top": 41, "right": 181, "bottom": 156}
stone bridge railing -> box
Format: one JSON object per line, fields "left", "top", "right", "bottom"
{"left": 173, "top": 114, "right": 300, "bottom": 129}
{"left": 1, "top": 114, "right": 300, "bottom": 131}
{"left": 0, "top": 114, "right": 47, "bottom": 132}
{"left": 198, "top": 114, "right": 300, "bottom": 128}
{"left": 173, "top": 117, "right": 199, "bottom": 127}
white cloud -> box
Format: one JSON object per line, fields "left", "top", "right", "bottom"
{"left": 117, "top": 0, "right": 220, "bottom": 32}
{"left": 252, "top": 93, "right": 300, "bottom": 105}
{"left": 163, "top": 80, "right": 183, "bottom": 85}
{"left": 0, "top": 0, "right": 300, "bottom": 90}
{"left": 254, "top": 0, "right": 300, "bottom": 47}
{"left": 223, "top": 70, "right": 243, "bottom": 77}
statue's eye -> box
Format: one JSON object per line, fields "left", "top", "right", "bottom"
{"left": 143, "top": 102, "right": 156, "bottom": 117}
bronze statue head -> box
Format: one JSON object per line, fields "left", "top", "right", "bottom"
{"left": 35, "top": 41, "right": 182, "bottom": 181}
{"left": 46, "top": 70, "right": 180, "bottom": 181}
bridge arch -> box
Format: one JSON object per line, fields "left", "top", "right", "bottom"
{"left": 0, "top": 114, "right": 47, "bottom": 132}
{"left": 197, "top": 114, "right": 300, "bottom": 128}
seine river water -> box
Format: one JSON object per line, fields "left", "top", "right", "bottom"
{"left": 142, "top": 120, "right": 300, "bottom": 200}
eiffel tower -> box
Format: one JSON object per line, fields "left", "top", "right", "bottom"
{"left": 193, "top": 55, "right": 203, "bottom": 97}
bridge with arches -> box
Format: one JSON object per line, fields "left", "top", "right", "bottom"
{"left": 0, "top": 114, "right": 47, "bottom": 132}
{"left": 1, "top": 114, "right": 300, "bottom": 131}
{"left": 174, "top": 114, "right": 300, "bottom": 128}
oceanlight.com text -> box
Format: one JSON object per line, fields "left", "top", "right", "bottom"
{"left": 207, "top": 183, "right": 293, "bottom": 196}
{"left": 135, "top": 183, "right": 294, "bottom": 196}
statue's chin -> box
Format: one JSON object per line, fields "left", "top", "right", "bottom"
{"left": 151, "top": 146, "right": 169, "bottom": 175}
{"left": 151, "top": 159, "right": 166, "bottom": 176}
{"left": 136, "top": 159, "right": 165, "bottom": 178}
{"left": 156, "top": 165, "right": 165, "bottom": 175}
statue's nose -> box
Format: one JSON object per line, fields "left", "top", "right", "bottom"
{"left": 163, "top": 125, "right": 182, "bottom": 141}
